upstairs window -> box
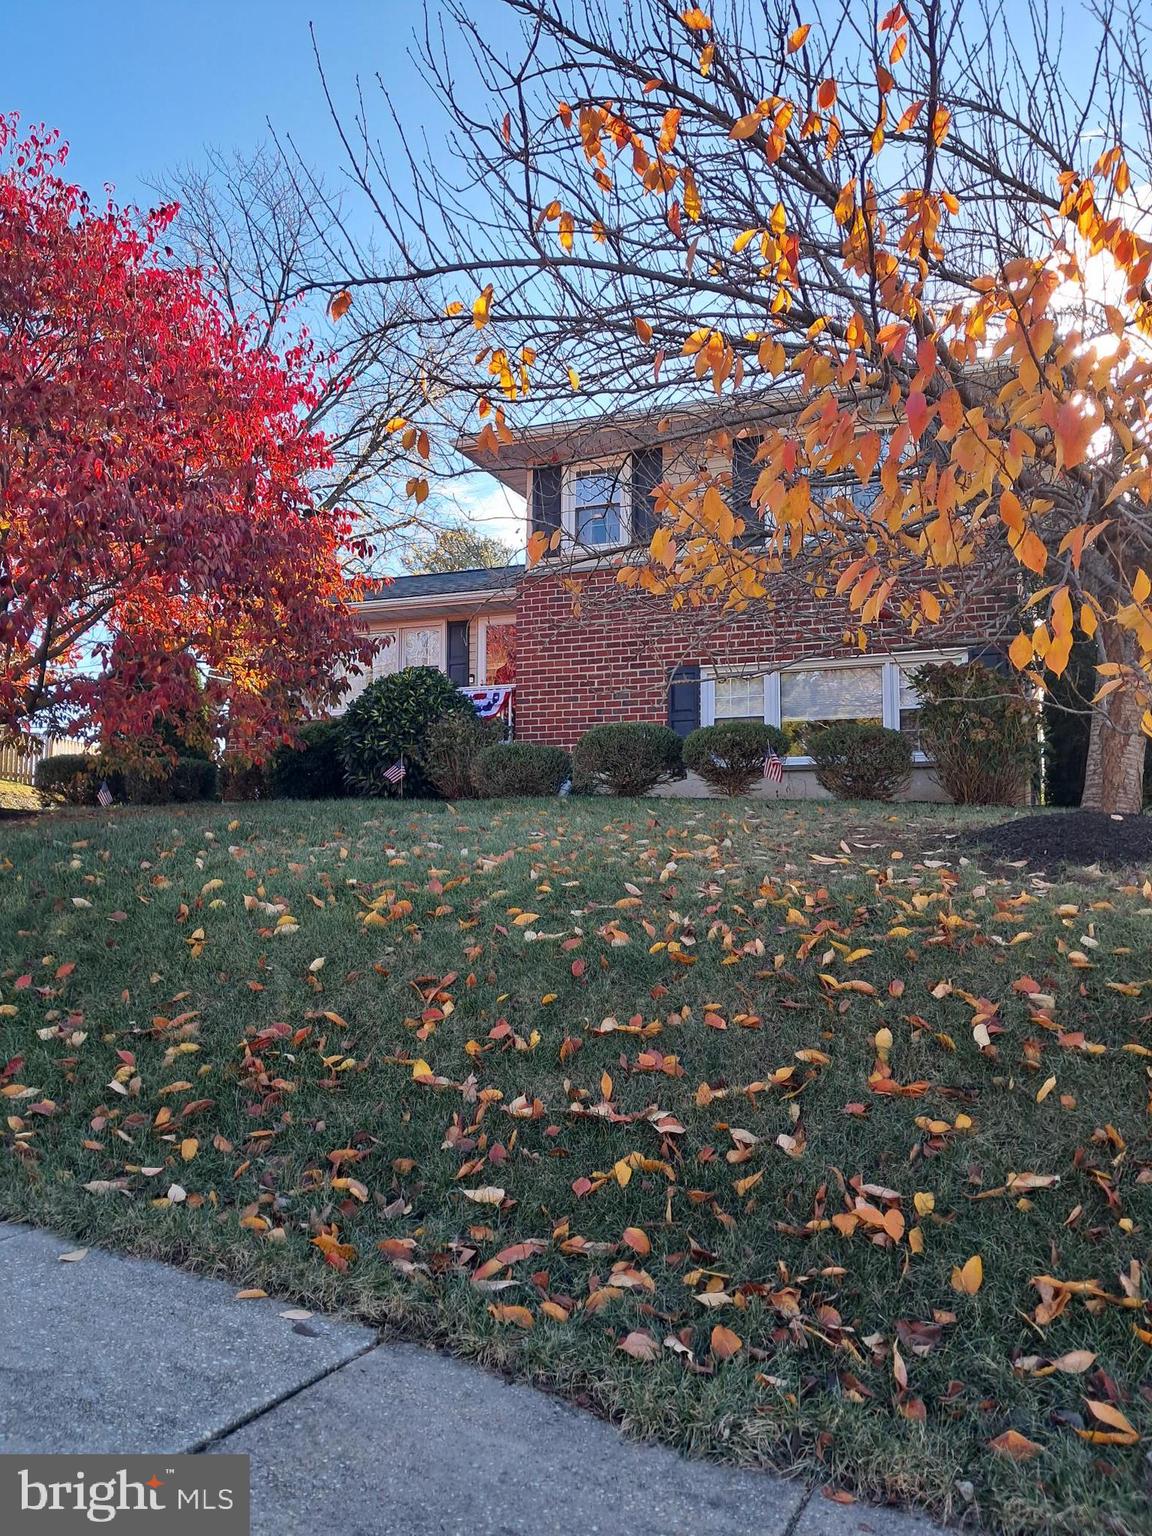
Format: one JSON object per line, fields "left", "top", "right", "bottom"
{"left": 564, "top": 461, "right": 630, "bottom": 548}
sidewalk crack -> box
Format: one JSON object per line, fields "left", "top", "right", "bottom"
{"left": 188, "top": 1339, "right": 379, "bottom": 1454}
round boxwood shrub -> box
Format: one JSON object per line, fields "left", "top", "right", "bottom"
{"left": 572, "top": 722, "right": 684, "bottom": 796}
{"left": 123, "top": 755, "right": 218, "bottom": 804}
{"left": 419, "top": 711, "right": 504, "bottom": 800}
{"left": 269, "top": 719, "right": 347, "bottom": 800}
{"left": 339, "top": 666, "right": 475, "bottom": 797}
{"left": 34, "top": 753, "right": 103, "bottom": 805}
{"left": 476, "top": 742, "right": 570, "bottom": 797}
{"left": 913, "top": 659, "right": 1037, "bottom": 805}
{"left": 683, "top": 721, "right": 789, "bottom": 796}
{"left": 807, "top": 721, "right": 912, "bottom": 801}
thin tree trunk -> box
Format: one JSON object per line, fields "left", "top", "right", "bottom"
{"left": 1081, "top": 621, "right": 1146, "bottom": 814}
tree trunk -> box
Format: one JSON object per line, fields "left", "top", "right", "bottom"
{"left": 1080, "top": 621, "right": 1147, "bottom": 814}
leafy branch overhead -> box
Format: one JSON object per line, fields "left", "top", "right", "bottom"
{"left": 320, "top": 0, "right": 1152, "bottom": 813}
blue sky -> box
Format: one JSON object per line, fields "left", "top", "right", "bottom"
{"left": 2, "top": 1, "right": 455, "bottom": 223}
{"left": 1, "top": 0, "right": 524, "bottom": 552}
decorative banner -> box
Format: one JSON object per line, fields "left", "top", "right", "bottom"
{"left": 461, "top": 685, "right": 514, "bottom": 719}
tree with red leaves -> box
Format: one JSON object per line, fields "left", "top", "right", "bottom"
{"left": 0, "top": 114, "right": 370, "bottom": 761}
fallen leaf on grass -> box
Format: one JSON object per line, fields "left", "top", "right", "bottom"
{"left": 988, "top": 1429, "right": 1044, "bottom": 1461}
{"left": 951, "top": 1255, "right": 983, "bottom": 1294}
{"left": 711, "top": 1324, "right": 742, "bottom": 1359}
{"left": 488, "top": 1303, "right": 534, "bottom": 1329}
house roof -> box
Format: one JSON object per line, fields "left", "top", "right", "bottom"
{"left": 360, "top": 564, "right": 524, "bottom": 603}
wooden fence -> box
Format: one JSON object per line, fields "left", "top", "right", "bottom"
{"left": 0, "top": 736, "right": 87, "bottom": 786}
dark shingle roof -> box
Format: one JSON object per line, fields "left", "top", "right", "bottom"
{"left": 362, "top": 564, "right": 524, "bottom": 601}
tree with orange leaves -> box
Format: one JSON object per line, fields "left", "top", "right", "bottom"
{"left": 320, "top": 0, "right": 1152, "bottom": 811}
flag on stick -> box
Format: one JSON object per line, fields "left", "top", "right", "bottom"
{"left": 96, "top": 780, "right": 114, "bottom": 808}
{"left": 383, "top": 757, "right": 406, "bottom": 788}
{"left": 762, "top": 749, "right": 784, "bottom": 784}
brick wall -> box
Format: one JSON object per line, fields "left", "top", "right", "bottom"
{"left": 515, "top": 564, "right": 1017, "bottom": 749}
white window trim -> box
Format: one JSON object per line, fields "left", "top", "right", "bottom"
{"left": 701, "top": 650, "right": 968, "bottom": 766}
{"left": 476, "top": 613, "right": 517, "bottom": 686}
{"left": 562, "top": 457, "right": 632, "bottom": 550}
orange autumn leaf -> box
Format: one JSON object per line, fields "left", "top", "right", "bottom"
{"left": 711, "top": 1324, "right": 743, "bottom": 1359}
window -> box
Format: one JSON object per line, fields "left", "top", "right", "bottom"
{"left": 482, "top": 618, "right": 516, "bottom": 684}
{"left": 400, "top": 625, "right": 443, "bottom": 670}
{"left": 897, "top": 665, "right": 926, "bottom": 753}
{"left": 565, "top": 461, "right": 630, "bottom": 547}
{"left": 701, "top": 652, "right": 966, "bottom": 762}
{"left": 714, "top": 675, "right": 766, "bottom": 723}
{"left": 780, "top": 665, "right": 883, "bottom": 754}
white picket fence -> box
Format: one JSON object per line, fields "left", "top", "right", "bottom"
{"left": 0, "top": 735, "right": 89, "bottom": 786}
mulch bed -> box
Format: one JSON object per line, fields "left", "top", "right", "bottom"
{"left": 969, "top": 810, "right": 1152, "bottom": 870}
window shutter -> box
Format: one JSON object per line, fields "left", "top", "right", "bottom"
{"left": 732, "top": 436, "right": 763, "bottom": 533}
{"left": 630, "top": 447, "right": 663, "bottom": 543}
{"left": 530, "top": 464, "right": 563, "bottom": 553}
{"left": 667, "top": 664, "right": 701, "bottom": 738}
{"left": 446, "top": 620, "right": 470, "bottom": 685}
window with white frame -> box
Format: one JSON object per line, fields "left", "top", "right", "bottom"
{"left": 779, "top": 664, "right": 884, "bottom": 754}
{"left": 565, "top": 462, "right": 630, "bottom": 547}
{"left": 702, "top": 652, "right": 965, "bottom": 761}
{"left": 714, "top": 674, "right": 766, "bottom": 723}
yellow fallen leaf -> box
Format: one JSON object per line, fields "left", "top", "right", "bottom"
{"left": 951, "top": 1254, "right": 983, "bottom": 1294}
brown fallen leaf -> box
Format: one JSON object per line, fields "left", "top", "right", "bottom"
{"left": 234, "top": 1288, "right": 268, "bottom": 1300}
{"left": 711, "top": 1324, "right": 743, "bottom": 1360}
{"left": 618, "top": 1329, "right": 660, "bottom": 1361}
{"left": 57, "top": 1248, "right": 88, "bottom": 1263}
{"left": 989, "top": 1429, "right": 1044, "bottom": 1461}
{"left": 488, "top": 1303, "right": 534, "bottom": 1329}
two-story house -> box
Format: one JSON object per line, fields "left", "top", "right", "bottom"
{"left": 348, "top": 408, "right": 1017, "bottom": 798}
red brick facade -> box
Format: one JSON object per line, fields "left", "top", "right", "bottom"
{"left": 515, "top": 563, "right": 1016, "bottom": 749}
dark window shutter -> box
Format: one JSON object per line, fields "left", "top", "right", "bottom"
{"left": 447, "top": 620, "right": 470, "bottom": 685}
{"left": 732, "top": 436, "right": 763, "bottom": 533}
{"left": 530, "top": 464, "right": 563, "bottom": 553}
{"left": 630, "top": 447, "right": 663, "bottom": 543}
{"left": 667, "top": 664, "right": 701, "bottom": 738}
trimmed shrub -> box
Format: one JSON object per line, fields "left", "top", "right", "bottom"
{"left": 572, "top": 722, "right": 684, "bottom": 796}
{"left": 219, "top": 760, "right": 270, "bottom": 802}
{"left": 419, "top": 711, "right": 504, "bottom": 800}
{"left": 476, "top": 742, "right": 570, "bottom": 797}
{"left": 123, "top": 756, "right": 218, "bottom": 804}
{"left": 808, "top": 722, "right": 912, "bottom": 801}
{"left": 34, "top": 753, "right": 103, "bottom": 805}
{"left": 339, "top": 666, "right": 475, "bottom": 798}
{"left": 683, "top": 721, "right": 789, "bottom": 797}
{"left": 913, "top": 659, "right": 1037, "bottom": 805}
{"left": 269, "top": 719, "right": 347, "bottom": 800}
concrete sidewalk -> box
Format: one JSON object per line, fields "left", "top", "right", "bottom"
{"left": 0, "top": 1222, "right": 948, "bottom": 1536}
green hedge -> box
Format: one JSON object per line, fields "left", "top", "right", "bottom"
{"left": 270, "top": 719, "right": 347, "bottom": 799}
{"left": 339, "top": 667, "right": 474, "bottom": 797}
{"left": 123, "top": 756, "right": 218, "bottom": 804}
{"left": 34, "top": 753, "right": 105, "bottom": 804}
{"left": 913, "top": 659, "right": 1036, "bottom": 805}
{"left": 419, "top": 711, "right": 504, "bottom": 800}
{"left": 476, "top": 742, "right": 570, "bottom": 797}
{"left": 683, "top": 721, "right": 789, "bottom": 796}
{"left": 807, "top": 721, "right": 912, "bottom": 801}
{"left": 572, "top": 722, "right": 683, "bottom": 795}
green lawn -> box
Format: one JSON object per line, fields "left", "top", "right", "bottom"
{"left": 1, "top": 797, "right": 1149, "bottom": 1535}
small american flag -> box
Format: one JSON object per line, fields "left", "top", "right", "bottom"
{"left": 383, "top": 757, "right": 406, "bottom": 785}
{"left": 96, "top": 779, "right": 114, "bottom": 808}
{"left": 763, "top": 749, "right": 785, "bottom": 784}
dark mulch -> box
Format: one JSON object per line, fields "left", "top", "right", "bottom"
{"left": 969, "top": 809, "right": 1152, "bottom": 870}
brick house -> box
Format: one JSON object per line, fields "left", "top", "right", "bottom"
{"left": 349, "top": 410, "right": 1017, "bottom": 799}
